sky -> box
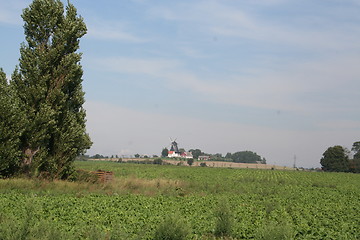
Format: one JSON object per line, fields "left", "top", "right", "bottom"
{"left": 1, "top": 0, "right": 359, "bottom": 168}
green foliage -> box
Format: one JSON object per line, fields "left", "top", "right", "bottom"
{"left": 320, "top": 145, "right": 349, "bottom": 172}
{"left": 189, "top": 149, "right": 202, "bottom": 159}
{"left": 69, "top": 169, "right": 98, "bottom": 183}
{"left": 200, "top": 162, "right": 207, "bottom": 167}
{"left": 8, "top": 0, "right": 92, "bottom": 178}
{"left": 187, "top": 158, "right": 194, "bottom": 166}
{"left": 352, "top": 141, "right": 360, "bottom": 159}
{"left": 229, "top": 151, "right": 263, "bottom": 163}
{"left": 214, "top": 201, "right": 233, "bottom": 237}
{"left": 349, "top": 143, "right": 360, "bottom": 172}
{"left": 161, "top": 148, "right": 169, "bottom": 157}
{"left": 256, "top": 221, "right": 295, "bottom": 240}
{"left": 0, "top": 69, "right": 25, "bottom": 178}
{"left": 153, "top": 158, "right": 163, "bottom": 165}
{"left": 153, "top": 214, "right": 189, "bottom": 240}
{"left": 2, "top": 162, "right": 360, "bottom": 239}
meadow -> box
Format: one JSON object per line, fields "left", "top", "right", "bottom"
{"left": 1, "top": 161, "right": 360, "bottom": 239}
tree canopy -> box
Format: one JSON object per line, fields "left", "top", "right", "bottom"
{"left": 161, "top": 148, "right": 169, "bottom": 158}
{"left": 352, "top": 142, "right": 360, "bottom": 159}
{"left": 227, "top": 151, "right": 264, "bottom": 164}
{"left": 189, "top": 149, "right": 203, "bottom": 159}
{"left": 320, "top": 145, "right": 349, "bottom": 172}
{"left": 0, "top": 0, "right": 91, "bottom": 179}
{"left": 0, "top": 69, "right": 26, "bottom": 177}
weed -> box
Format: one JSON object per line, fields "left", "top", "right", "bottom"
{"left": 256, "top": 221, "right": 295, "bottom": 240}
{"left": 214, "top": 200, "right": 233, "bottom": 238}
{"left": 153, "top": 214, "right": 190, "bottom": 240}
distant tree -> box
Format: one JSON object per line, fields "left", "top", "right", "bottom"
{"left": 187, "top": 158, "right": 194, "bottom": 166}
{"left": 92, "top": 154, "right": 104, "bottom": 159}
{"left": 111, "top": 155, "right": 114, "bottom": 159}
{"left": 115, "top": 155, "right": 119, "bottom": 158}
{"left": 134, "top": 153, "right": 140, "bottom": 158}
{"left": 161, "top": 148, "right": 169, "bottom": 157}
{"left": 153, "top": 155, "right": 158, "bottom": 158}
{"left": 230, "top": 151, "right": 262, "bottom": 163}
{"left": 320, "top": 145, "right": 349, "bottom": 172}
{"left": 352, "top": 141, "right": 360, "bottom": 159}
{"left": 0, "top": 69, "right": 26, "bottom": 177}
{"left": 189, "top": 149, "right": 202, "bottom": 159}
{"left": 179, "top": 148, "right": 185, "bottom": 154}
{"left": 350, "top": 142, "right": 360, "bottom": 173}
{"left": 225, "top": 152, "right": 232, "bottom": 159}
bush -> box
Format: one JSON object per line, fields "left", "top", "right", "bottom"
{"left": 200, "top": 162, "right": 207, "bottom": 167}
{"left": 68, "top": 169, "right": 98, "bottom": 183}
{"left": 153, "top": 158, "right": 163, "bottom": 165}
{"left": 153, "top": 214, "right": 189, "bottom": 240}
{"left": 187, "top": 158, "right": 194, "bottom": 166}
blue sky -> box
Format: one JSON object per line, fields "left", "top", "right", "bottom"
{"left": 1, "top": 0, "right": 360, "bottom": 167}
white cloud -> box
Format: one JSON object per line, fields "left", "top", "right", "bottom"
{"left": 86, "top": 24, "right": 146, "bottom": 42}
{"left": 87, "top": 56, "right": 180, "bottom": 76}
{"left": 149, "top": 1, "right": 360, "bottom": 52}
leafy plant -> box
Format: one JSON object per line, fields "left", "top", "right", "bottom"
{"left": 214, "top": 200, "right": 233, "bottom": 237}
{"left": 154, "top": 214, "right": 190, "bottom": 240}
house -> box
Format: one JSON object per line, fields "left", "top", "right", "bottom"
{"left": 198, "top": 155, "right": 210, "bottom": 161}
{"left": 181, "top": 152, "right": 193, "bottom": 159}
{"left": 168, "top": 150, "right": 181, "bottom": 158}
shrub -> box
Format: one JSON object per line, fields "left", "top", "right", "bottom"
{"left": 153, "top": 158, "right": 163, "bottom": 165}
{"left": 187, "top": 158, "right": 194, "bottom": 166}
{"left": 200, "top": 162, "right": 207, "bottom": 167}
{"left": 153, "top": 214, "right": 189, "bottom": 240}
{"left": 68, "top": 169, "right": 98, "bottom": 183}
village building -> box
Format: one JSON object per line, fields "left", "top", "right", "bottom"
{"left": 181, "top": 152, "right": 193, "bottom": 159}
{"left": 198, "top": 155, "right": 210, "bottom": 161}
{"left": 167, "top": 140, "right": 193, "bottom": 159}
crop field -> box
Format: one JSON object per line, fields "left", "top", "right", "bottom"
{"left": 1, "top": 161, "right": 360, "bottom": 239}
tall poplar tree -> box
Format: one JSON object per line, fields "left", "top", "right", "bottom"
{"left": 0, "top": 69, "right": 25, "bottom": 177}
{"left": 11, "top": 0, "right": 91, "bottom": 178}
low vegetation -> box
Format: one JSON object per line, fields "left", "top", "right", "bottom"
{"left": 1, "top": 161, "right": 360, "bottom": 239}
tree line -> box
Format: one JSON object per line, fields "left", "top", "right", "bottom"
{"left": 320, "top": 141, "right": 360, "bottom": 172}
{"left": 0, "top": 0, "right": 91, "bottom": 179}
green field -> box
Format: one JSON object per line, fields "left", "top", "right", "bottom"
{"left": 1, "top": 161, "right": 360, "bottom": 239}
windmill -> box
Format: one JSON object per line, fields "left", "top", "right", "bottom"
{"left": 169, "top": 138, "right": 180, "bottom": 153}
{"left": 168, "top": 138, "right": 181, "bottom": 157}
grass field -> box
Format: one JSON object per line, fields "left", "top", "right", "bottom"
{"left": 1, "top": 161, "right": 360, "bottom": 239}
